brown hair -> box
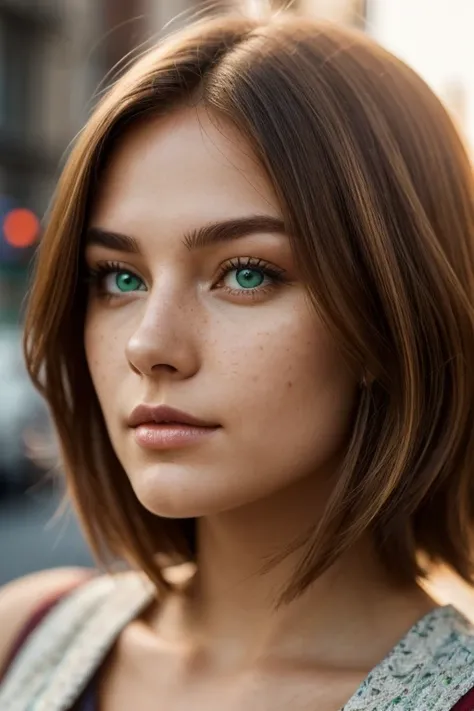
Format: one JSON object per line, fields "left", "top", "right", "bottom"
{"left": 24, "top": 12, "right": 474, "bottom": 602}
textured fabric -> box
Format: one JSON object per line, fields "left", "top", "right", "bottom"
{"left": 0, "top": 590, "right": 70, "bottom": 685}
{"left": 0, "top": 572, "right": 156, "bottom": 711}
{"left": 2, "top": 571, "right": 474, "bottom": 710}
{"left": 342, "top": 604, "right": 474, "bottom": 710}
{"left": 0, "top": 578, "right": 97, "bottom": 711}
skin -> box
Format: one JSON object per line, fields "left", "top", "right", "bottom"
{"left": 84, "top": 107, "right": 434, "bottom": 710}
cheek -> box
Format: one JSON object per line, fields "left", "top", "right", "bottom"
{"left": 212, "top": 307, "right": 358, "bottom": 463}
{"left": 214, "top": 310, "right": 354, "bottom": 411}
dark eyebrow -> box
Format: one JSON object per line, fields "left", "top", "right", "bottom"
{"left": 183, "top": 215, "right": 286, "bottom": 250}
{"left": 84, "top": 227, "right": 140, "bottom": 253}
{"left": 84, "top": 215, "right": 286, "bottom": 254}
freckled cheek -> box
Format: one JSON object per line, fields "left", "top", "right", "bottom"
{"left": 209, "top": 313, "right": 357, "bottom": 435}
{"left": 210, "top": 319, "right": 329, "bottom": 397}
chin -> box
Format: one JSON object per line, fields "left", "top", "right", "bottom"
{"left": 127, "top": 460, "right": 269, "bottom": 520}
{"left": 128, "top": 462, "right": 228, "bottom": 519}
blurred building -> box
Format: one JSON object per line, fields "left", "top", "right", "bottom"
{"left": 0, "top": 0, "right": 104, "bottom": 322}
{"left": 366, "top": 0, "right": 474, "bottom": 155}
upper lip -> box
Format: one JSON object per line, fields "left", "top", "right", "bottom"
{"left": 127, "top": 404, "right": 219, "bottom": 428}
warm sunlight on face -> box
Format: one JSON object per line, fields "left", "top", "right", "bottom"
{"left": 83, "top": 108, "right": 358, "bottom": 518}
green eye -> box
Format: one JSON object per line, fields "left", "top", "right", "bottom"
{"left": 87, "top": 263, "right": 147, "bottom": 298}
{"left": 234, "top": 268, "right": 265, "bottom": 289}
{"left": 115, "top": 272, "right": 143, "bottom": 292}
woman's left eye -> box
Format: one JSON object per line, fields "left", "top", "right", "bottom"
{"left": 216, "top": 259, "right": 286, "bottom": 295}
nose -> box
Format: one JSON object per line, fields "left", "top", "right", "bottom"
{"left": 125, "top": 288, "right": 201, "bottom": 379}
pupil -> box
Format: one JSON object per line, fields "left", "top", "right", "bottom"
{"left": 236, "top": 268, "right": 264, "bottom": 289}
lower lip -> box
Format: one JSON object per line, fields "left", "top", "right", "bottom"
{"left": 133, "top": 424, "right": 220, "bottom": 450}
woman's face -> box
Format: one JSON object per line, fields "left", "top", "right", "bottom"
{"left": 84, "top": 108, "right": 358, "bottom": 519}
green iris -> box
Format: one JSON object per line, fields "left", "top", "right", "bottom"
{"left": 235, "top": 268, "right": 264, "bottom": 289}
{"left": 115, "top": 272, "right": 143, "bottom": 292}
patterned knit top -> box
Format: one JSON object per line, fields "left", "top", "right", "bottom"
{"left": 2, "top": 571, "right": 474, "bottom": 711}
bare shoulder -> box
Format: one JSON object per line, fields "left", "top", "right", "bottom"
{"left": 0, "top": 567, "right": 93, "bottom": 673}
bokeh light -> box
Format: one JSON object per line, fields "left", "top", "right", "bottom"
{"left": 3, "top": 208, "right": 40, "bottom": 248}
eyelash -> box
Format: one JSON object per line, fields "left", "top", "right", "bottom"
{"left": 86, "top": 261, "right": 127, "bottom": 299}
{"left": 86, "top": 257, "right": 287, "bottom": 301}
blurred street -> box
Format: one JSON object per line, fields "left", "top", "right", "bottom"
{"left": 0, "top": 482, "right": 93, "bottom": 586}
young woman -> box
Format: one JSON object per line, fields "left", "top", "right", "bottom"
{"left": 1, "top": 10, "right": 474, "bottom": 711}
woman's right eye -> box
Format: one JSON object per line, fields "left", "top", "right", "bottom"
{"left": 87, "top": 264, "right": 147, "bottom": 297}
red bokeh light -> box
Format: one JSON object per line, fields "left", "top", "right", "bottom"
{"left": 3, "top": 208, "right": 40, "bottom": 248}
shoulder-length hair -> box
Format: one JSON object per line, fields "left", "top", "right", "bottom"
{"left": 24, "top": 12, "right": 474, "bottom": 602}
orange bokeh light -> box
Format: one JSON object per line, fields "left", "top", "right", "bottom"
{"left": 3, "top": 208, "right": 40, "bottom": 248}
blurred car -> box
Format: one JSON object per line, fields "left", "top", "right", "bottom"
{"left": 0, "top": 325, "right": 57, "bottom": 493}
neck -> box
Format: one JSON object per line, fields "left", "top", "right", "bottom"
{"left": 165, "top": 475, "right": 435, "bottom": 672}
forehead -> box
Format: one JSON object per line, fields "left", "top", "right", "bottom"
{"left": 90, "top": 107, "right": 281, "bottom": 231}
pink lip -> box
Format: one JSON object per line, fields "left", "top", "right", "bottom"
{"left": 133, "top": 423, "right": 218, "bottom": 450}
{"left": 128, "top": 404, "right": 220, "bottom": 451}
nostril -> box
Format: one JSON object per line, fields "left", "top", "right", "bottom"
{"left": 150, "top": 363, "right": 179, "bottom": 374}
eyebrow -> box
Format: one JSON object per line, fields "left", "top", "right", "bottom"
{"left": 84, "top": 215, "right": 286, "bottom": 254}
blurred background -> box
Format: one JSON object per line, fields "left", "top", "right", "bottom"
{"left": 0, "top": 0, "right": 473, "bottom": 587}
